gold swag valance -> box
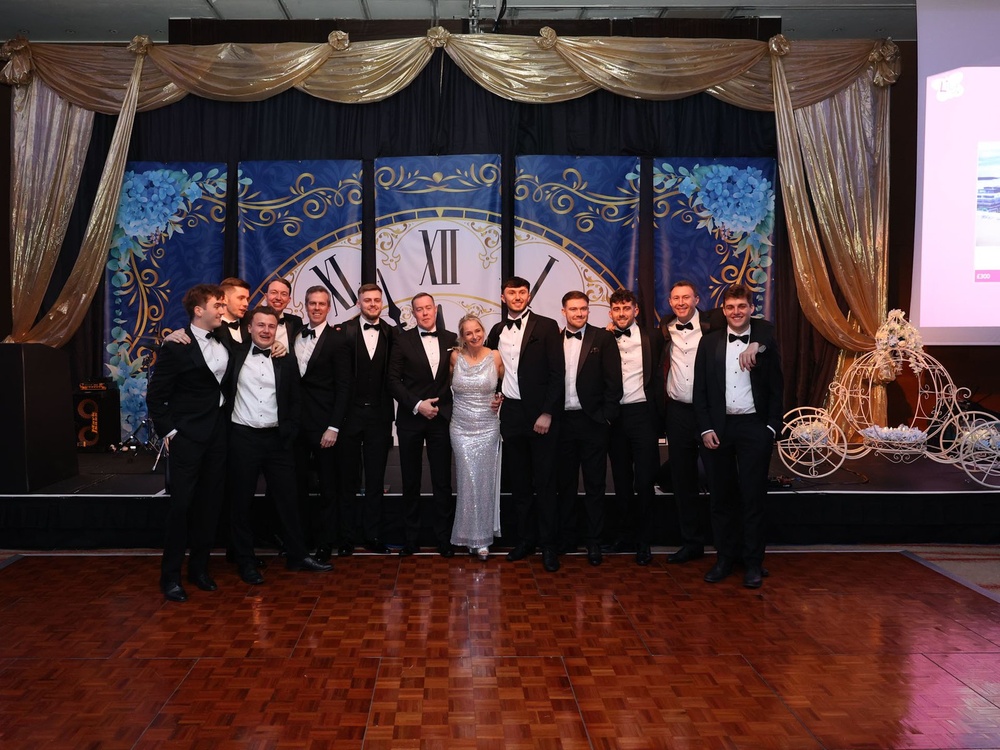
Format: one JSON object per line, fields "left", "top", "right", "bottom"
{"left": 1, "top": 26, "right": 900, "bottom": 421}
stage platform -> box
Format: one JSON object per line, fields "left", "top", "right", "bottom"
{"left": 1, "top": 448, "right": 998, "bottom": 549}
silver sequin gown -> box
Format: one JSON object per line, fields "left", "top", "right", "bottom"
{"left": 449, "top": 353, "right": 501, "bottom": 548}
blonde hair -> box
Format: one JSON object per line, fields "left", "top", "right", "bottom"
{"left": 456, "top": 314, "right": 486, "bottom": 350}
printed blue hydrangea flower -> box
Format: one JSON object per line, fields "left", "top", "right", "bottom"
{"left": 116, "top": 168, "right": 202, "bottom": 240}
{"left": 692, "top": 164, "right": 775, "bottom": 237}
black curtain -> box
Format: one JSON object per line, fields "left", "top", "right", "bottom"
{"left": 57, "top": 49, "right": 833, "bottom": 410}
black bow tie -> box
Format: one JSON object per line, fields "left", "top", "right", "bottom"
{"left": 300, "top": 328, "right": 316, "bottom": 339}
{"left": 675, "top": 322, "right": 694, "bottom": 331}
{"left": 614, "top": 327, "right": 631, "bottom": 339}
{"left": 205, "top": 330, "right": 220, "bottom": 342}
{"left": 252, "top": 345, "right": 272, "bottom": 357}
{"left": 728, "top": 333, "right": 749, "bottom": 344}
{"left": 276, "top": 316, "right": 286, "bottom": 324}
{"left": 565, "top": 330, "right": 582, "bottom": 340}
{"left": 363, "top": 322, "right": 379, "bottom": 331}
{"left": 225, "top": 320, "right": 240, "bottom": 330}
{"left": 505, "top": 318, "right": 522, "bottom": 330}
{"left": 420, "top": 330, "right": 438, "bottom": 337}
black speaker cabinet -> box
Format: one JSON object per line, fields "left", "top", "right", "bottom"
{"left": 73, "top": 385, "right": 120, "bottom": 452}
{"left": 0, "top": 344, "right": 78, "bottom": 493}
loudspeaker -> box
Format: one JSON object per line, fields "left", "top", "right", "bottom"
{"left": 73, "top": 384, "right": 120, "bottom": 452}
{"left": 0, "top": 344, "right": 78, "bottom": 493}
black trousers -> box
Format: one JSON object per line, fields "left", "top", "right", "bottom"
{"left": 335, "top": 409, "right": 392, "bottom": 544}
{"left": 160, "top": 410, "right": 227, "bottom": 585}
{"left": 608, "top": 402, "right": 661, "bottom": 546}
{"left": 228, "top": 424, "right": 308, "bottom": 566}
{"left": 701, "top": 414, "right": 773, "bottom": 566}
{"left": 294, "top": 429, "right": 338, "bottom": 548}
{"left": 666, "top": 398, "right": 708, "bottom": 548}
{"left": 396, "top": 415, "right": 454, "bottom": 547}
{"left": 557, "top": 409, "right": 610, "bottom": 548}
{"left": 499, "top": 398, "right": 559, "bottom": 549}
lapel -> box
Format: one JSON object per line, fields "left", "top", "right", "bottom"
{"left": 577, "top": 324, "right": 596, "bottom": 374}
{"left": 271, "top": 351, "right": 283, "bottom": 396}
{"left": 185, "top": 326, "right": 211, "bottom": 372}
{"left": 519, "top": 311, "right": 537, "bottom": 356}
{"left": 638, "top": 327, "right": 652, "bottom": 386}
{"left": 435, "top": 334, "right": 450, "bottom": 384}
{"left": 713, "top": 330, "right": 728, "bottom": 395}
{"left": 305, "top": 324, "right": 330, "bottom": 370}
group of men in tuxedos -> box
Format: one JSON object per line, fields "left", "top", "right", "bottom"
{"left": 147, "top": 278, "right": 401, "bottom": 602}
{"left": 659, "top": 280, "right": 783, "bottom": 589}
{"left": 148, "top": 271, "right": 782, "bottom": 601}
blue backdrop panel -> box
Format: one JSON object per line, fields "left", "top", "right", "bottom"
{"left": 104, "top": 162, "right": 228, "bottom": 441}
{"left": 513, "top": 155, "right": 639, "bottom": 321}
{"left": 652, "top": 157, "right": 777, "bottom": 320}
{"left": 238, "top": 160, "right": 364, "bottom": 322}
{"left": 373, "top": 155, "right": 502, "bottom": 331}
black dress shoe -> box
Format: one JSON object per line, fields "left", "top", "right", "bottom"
{"left": 587, "top": 544, "right": 603, "bottom": 566}
{"left": 314, "top": 546, "right": 333, "bottom": 564}
{"left": 667, "top": 545, "right": 705, "bottom": 565}
{"left": 635, "top": 544, "right": 652, "bottom": 566}
{"left": 239, "top": 566, "right": 264, "bottom": 585}
{"left": 743, "top": 565, "right": 763, "bottom": 589}
{"left": 364, "top": 539, "right": 390, "bottom": 554}
{"left": 703, "top": 558, "right": 734, "bottom": 583}
{"left": 188, "top": 572, "right": 217, "bottom": 592}
{"left": 162, "top": 581, "right": 188, "bottom": 602}
{"left": 287, "top": 555, "right": 333, "bottom": 572}
{"left": 338, "top": 544, "right": 355, "bottom": 557}
{"left": 506, "top": 543, "right": 536, "bottom": 562}
{"left": 399, "top": 544, "right": 418, "bottom": 556}
{"left": 542, "top": 547, "right": 561, "bottom": 572}
{"left": 438, "top": 544, "right": 455, "bottom": 558}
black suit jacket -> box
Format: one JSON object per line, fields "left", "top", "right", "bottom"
{"left": 216, "top": 318, "right": 248, "bottom": 348}
{"left": 278, "top": 313, "right": 304, "bottom": 341}
{"left": 388, "top": 326, "right": 458, "bottom": 427}
{"left": 335, "top": 316, "right": 396, "bottom": 428}
{"left": 692, "top": 318, "right": 783, "bottom": 438}
{"left": 229, "top": 343, "right": 302, "bottom": 445}
{"left": 295, "top": 323, "right": 351, "bottom": 436}
{"left": 564, "top": 324, "right": 623, "bottom": 425}
{"left": 486, "top": 310, "right": 565, "bottom": 423}
{"left": 146, "top": 326, "right": 232, "bottom": 443}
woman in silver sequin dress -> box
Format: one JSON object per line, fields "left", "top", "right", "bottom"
{"left": 449, "top": 315, "right": 505, "bottom": 559}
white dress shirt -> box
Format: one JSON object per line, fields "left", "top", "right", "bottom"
{"left": 724, "top": 328, "right": 756, "bottom": 415}
{"left": 615, "top": 323, "right": 645, "bottom": 405}
{"left": 563, "top": 326, "right": 584, "bottom": 410}
{"left": 232, "top": 347, "right": 280, "bottom": 429}
{"left": 498, "top": 311, "right": 528, "bottom": 401}
{"left": 666, "top": 309, "right": 701, "bottom": 404}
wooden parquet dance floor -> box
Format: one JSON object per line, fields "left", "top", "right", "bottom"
{"left": 3, "top": 551, "right": 1000, "bottom": 749}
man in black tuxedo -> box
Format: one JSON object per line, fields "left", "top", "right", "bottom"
{"left": 333, "top": 283, "right": 396, "bottom": 556}
{"left": 693, "top": 284, "right": 782, "bottom": 589}
{"left": 387, "top": 292, "right": 458, "bottom": 557}
{"left": 555, "top": 290, "right": 622, "bottom": 567}
{"left": 659, "top": 280, "right": 726, "bottom": 565}
{"left": 265, "top": 277, "right": 303, "bottom": 351}
{"left": 146, "top": 283, "right": 231, "bottom": 602}
{"left": 606, "top": 288, "right": 664, "bottom": 565}
{"left": 228, "top": 305, "right": 332, "bottom": 584}
{"left": 485, "top": 276, "right": 564, "bottom": 573}
{"left": 293, "top": 286, "right": 351, "bottom": 563}
{"left": 216, "top": 277, "right": 251, "bottom": 346}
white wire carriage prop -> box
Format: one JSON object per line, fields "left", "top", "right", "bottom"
{"left": 778, "top": 310, "right": 1000, "bottom": 487}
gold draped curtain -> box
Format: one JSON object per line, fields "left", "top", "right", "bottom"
{"left": 0, "top": 28, "right": 899, "bottom": 418}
